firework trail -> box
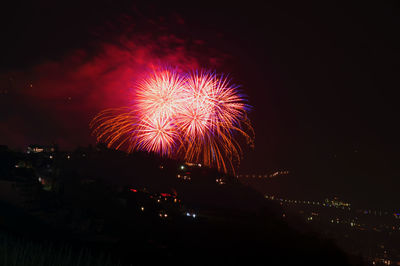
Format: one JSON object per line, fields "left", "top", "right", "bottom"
{"left": 90, "top": 66, "right": 254, "bottom": 173}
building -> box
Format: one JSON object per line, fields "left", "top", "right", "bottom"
{"left": 27, "top": 144, "right": 57, "bottom": 154}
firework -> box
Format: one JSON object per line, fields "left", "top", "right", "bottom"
{"left": 90, "top": 67, "right": 254, "bottom": 173}
{"left": 135, "top": 68, "right": 187, "bottom": 121}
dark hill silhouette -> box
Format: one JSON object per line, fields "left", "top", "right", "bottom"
{"left": 0, "top": 145, "right": 365, "bottom": 265}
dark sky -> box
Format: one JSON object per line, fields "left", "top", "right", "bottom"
{"left": 1, "top": 1, "right": 399, "bottom": 208}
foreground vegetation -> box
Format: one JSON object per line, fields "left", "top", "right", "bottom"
{"left": 0, "top": 233, "right": 121, "bottom": 266}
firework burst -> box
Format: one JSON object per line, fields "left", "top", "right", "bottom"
{"left": 90, "top": 66, "right": 254, "bottom": 173}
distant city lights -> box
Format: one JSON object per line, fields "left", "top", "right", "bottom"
{"left": 237, "top": 170, "right": 290, "bottom": 179}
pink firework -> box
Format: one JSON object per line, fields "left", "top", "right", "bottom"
{"left": 91, "top": 66, "right": 254, "bottom": 173}
{"left": 177, "top": 71, "right": 251, "bottom": 172}
{"left": 133, "top": 115, "right": 179, "bottom": 156}
{"left": 131, "top": 68, "right": 187, "bottom": 155}
{"left": 135, "top": 68, "right": 187, "bottom": 119}
{"left": 179, "top": 71, "right": 248, "bottom": 135}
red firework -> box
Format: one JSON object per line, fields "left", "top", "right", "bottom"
{"left": 90, "top": 66, "right": 254, "bottom": 173}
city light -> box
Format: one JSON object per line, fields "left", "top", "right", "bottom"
{"left": 237, "top": 170, "right": 290, "bottom": 179}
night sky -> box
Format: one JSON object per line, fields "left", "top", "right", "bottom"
{"left": 1, "top": 2, "right": 399, "bottom": 208}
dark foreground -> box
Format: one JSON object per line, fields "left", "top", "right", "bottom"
{"left": 0, "top": 146, "right": 366, "bottom": 265}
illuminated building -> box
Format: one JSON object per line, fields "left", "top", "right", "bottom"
{"left": 27, "top": 144, "right": 57, "bottom": 154}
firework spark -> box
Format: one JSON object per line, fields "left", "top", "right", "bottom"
{"left": 90, "top": 67, "right": 254, "bottom": 173}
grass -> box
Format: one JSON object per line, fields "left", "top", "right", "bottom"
{"left": 0, "top": 233, "right": 123, "bottom": 266}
